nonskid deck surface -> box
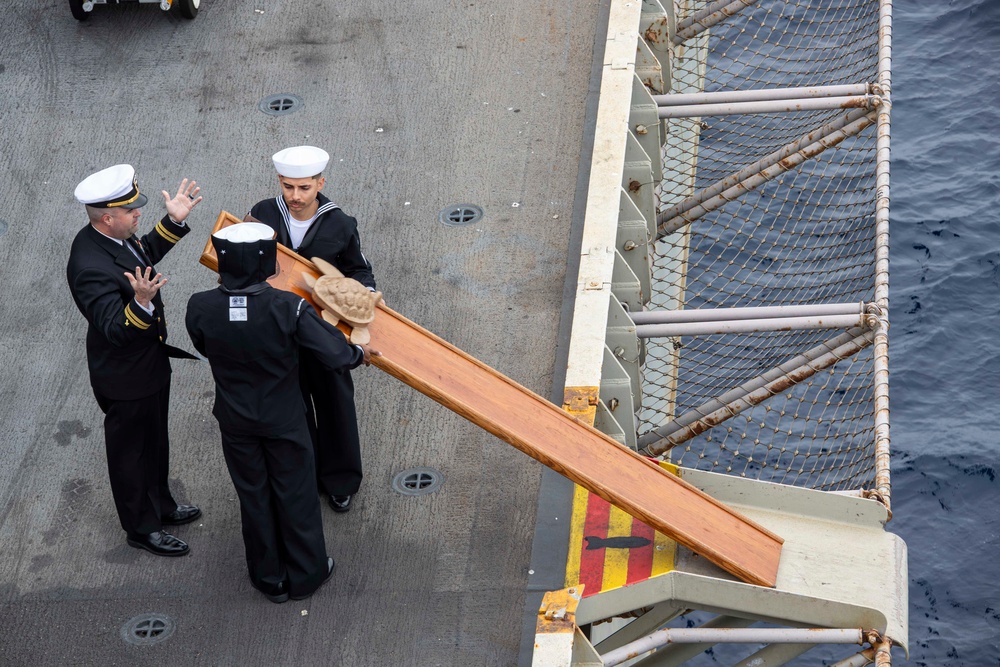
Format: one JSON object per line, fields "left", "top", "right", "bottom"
{"left": 0, "top": 2, "right": 601, "bottom": 662}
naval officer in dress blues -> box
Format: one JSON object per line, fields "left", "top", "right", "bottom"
{"left": 66, "top": 164, "right": 203, "bottom": 557}
{"left": 246, "top": 146, "right": 377, "bottom": 514}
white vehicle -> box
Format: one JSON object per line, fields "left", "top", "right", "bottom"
{"left": 69, "top": 0, "right": 199, "bottom": 21}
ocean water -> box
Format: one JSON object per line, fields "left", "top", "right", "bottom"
{"left": 884, "top": 0, "right": 1000, "bottom": 664}
{"left": 667, "top": 1, "right": 1000, "bottom": 664}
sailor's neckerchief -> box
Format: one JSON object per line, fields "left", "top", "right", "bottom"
{"left": 275, "top": 196, "right": 340, "bottom": 252}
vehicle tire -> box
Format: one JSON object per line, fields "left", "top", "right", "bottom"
{"left": 69, "top": 0, "right": 88, "bottom": 21}
{"left": 174, "top": 0, "right": 199, "bottom": 19}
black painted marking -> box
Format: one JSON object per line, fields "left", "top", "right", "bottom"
{"left": 584, "top": 535, "right": 652, "bottom": 550}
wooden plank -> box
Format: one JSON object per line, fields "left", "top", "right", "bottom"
{"left": 199, "top": 212, "right": 784, "bottom": 587}
{"left": 367, "top": 306, "right": 783, "bottom": 587}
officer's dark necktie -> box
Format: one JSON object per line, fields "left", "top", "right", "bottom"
{"left": 125, "top": 236, "right": 152, "bottom": 268}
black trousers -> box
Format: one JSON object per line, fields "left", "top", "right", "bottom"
{"left": 220, "top": 422, "right": 329, "bottom": 598}
{"left": 94, "top": 383, "right": 178, "bottom": 536}
{"left": 301, "top": 350, "right": 363, "bottom": 497}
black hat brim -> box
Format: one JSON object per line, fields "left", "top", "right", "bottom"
{"left": 118, "top": 192, "right": 148, "bottom": 209}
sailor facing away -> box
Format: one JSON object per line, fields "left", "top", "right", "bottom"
{"left": 246, "top": 145, "right": 376, "bottom": 515}
{"left": 185, "top": 222, "right": 376, "bottom": 603}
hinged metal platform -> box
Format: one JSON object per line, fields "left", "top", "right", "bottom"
{"left": 573, "top": 468, "right": 907, "bottom": 664}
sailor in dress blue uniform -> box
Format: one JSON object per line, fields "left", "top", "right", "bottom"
{"left": 246, "top": 146, "right": 377, "bottom": 514}
{"left": 185, "top": 222, "right": 374, "bottom": 602}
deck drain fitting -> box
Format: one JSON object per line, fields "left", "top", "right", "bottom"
{"left": 121, "top": 613, "right": 175, "bottom": 646}
{"left": 439, "top": 204, "right": 483, "bottom": 227}
{"left": 392, "top": 467, "right": 444, "bottom": 496}
{"left": 259, "top": 93, "right": 303, "bottom": 116}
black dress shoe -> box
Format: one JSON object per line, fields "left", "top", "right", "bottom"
{"left": 251, "top": 578, "right": 289, "bottom": 604}
{"left": 290, "top": 557, "right": 335, "bottom": 600}
{"left": 162, "top": 504, "right": 202, "bottom": 525}
{"left": 329, "top": 495, "right": 352, "bottom": 513}
{"left": 127, "top": 531, "right": 189, "bottom": 557}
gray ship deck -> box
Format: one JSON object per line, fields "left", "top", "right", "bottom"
{"left": 0, "top": 1, "right": 602, "bottom": 664}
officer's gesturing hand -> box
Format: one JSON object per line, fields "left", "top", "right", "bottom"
{"left": 125, "top": 266, "right": 168, "bottom": 309}
{"left": 162, "top": 178, "right": 203, "bottom": 224}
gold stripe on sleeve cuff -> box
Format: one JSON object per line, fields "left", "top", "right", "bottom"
{"left": 154, "top": 221, "right": 181, "bottom": 244}
{"left": 124, "top": 303, "right": 151, "bottom": 330}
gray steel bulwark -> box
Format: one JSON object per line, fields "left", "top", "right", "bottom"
{"left": 0, "top": 1, "right": 601, "bottom": 664}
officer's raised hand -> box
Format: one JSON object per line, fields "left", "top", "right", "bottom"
{"left": 125, "top": 266, "right": 168, "bottom": 309}
{"left": 162, "top": 178, "right": 203, "bottom": 224}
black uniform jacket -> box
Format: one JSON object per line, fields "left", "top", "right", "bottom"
{"left": 248, "top": 193, "right": 376, "bottom": 289}
{"left": 67, "top": 217, "right": 192, "bottom": 401}
{"left": 185, "top": 285, "right": 364, "bottom": 437}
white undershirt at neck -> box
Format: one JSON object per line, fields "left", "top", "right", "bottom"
{"left": 287, "top": 212, "right": 319, "bottom": 249}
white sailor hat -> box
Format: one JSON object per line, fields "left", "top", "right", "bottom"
{"left": 212, "top": 222, "right": 275, "bottom": 243}
{"left": 272, "top": 145, "right": 330, "bottom": 178}
{"left": 74, "top": 164, "right": 148, "bottom": 209}
{"left": 213, "top": 223, "right": 278, "bottom": 289}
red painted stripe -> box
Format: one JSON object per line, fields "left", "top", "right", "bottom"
{"left": 578, "top": 493, "right": 611, "bottom": 597}
{"left": 625, "top": 517, "right": 656, "bottom": 585}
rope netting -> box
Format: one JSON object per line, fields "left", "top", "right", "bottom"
{"left": 638, "top": 0, "right": 886, "bottom": 491}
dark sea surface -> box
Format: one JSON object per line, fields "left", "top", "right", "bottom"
{"left": 671, "top": 1, "right": 1000, "bottom": 664}
{"left": 886, "top": 0, "right": 1000, "bottom": 664}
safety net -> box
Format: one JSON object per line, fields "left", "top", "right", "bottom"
{"left": 637, "top": 0, "right": 890, "bottom": 493}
